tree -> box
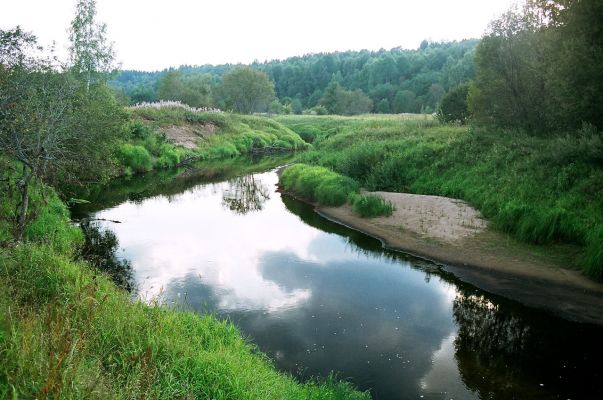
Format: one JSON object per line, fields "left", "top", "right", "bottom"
{"left": 376, "top": 98, "right": 391, "bottom": 114}
{"left": 542, "top": 0, "right": 603, "bottom": 130}
{"left": 220, "top": 67, "right": 275, "bottom": 114}
{"left": 319, "top": 83, "right": 373, "bottom": 115}
{"left": 1, "top": 27, "right": 124, "bottom": 240}
{"left": 157, "top": 70, "right": 185, "bottom": 101}
{"left": 468, "top": 0, "right": 603, "bottom": 132}
{"left": 68, "top": 0, "right": 115, "bottom": 91}
{"left": 437, "top": 83, "right": 470, "bottom": 124}
{"left": 468, "top": 3, "right": 548, "bottom": 131}
{"left": 392, "top": 90, "right": 416, "bottom": 113}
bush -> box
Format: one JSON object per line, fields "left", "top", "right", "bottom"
{"left": 349, "top": 193, "right": 394, "bottom": 218}
{"left": 156, "top": 144, "right": 182, "bottom": 168}
{"left": 118, "top": 144, "right": 153, "bottom": 173}
{"left": 127, "top": 119, "right": 153, "bottom": 140}
{"left": 437, "top": 83, "right": 470, "bottom": 124}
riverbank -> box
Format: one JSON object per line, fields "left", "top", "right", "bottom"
{"left": 311, "top": 191, "right": 603, "bottom": 326}
{"left": 0, "top": 180, "right": 369, "bottom": 399}
{"left": 275, "top": 114, "right": 603, "bottom": 280}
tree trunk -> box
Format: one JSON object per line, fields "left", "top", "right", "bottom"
{"left": 15, "top": 162, "right": 31, "bottom": 242}
{"left": 86, "top": 69, "right": 91, "bottom": 93}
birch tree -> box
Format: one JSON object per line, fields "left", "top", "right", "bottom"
{"left": 68, "top": 0, "right": 115, "bottom": 91}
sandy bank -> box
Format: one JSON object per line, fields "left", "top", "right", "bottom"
{"left": 312, "top": 191, "right": 603, "bottom": 325}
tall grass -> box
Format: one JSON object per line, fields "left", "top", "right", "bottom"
{"left": 277, "top": 115, "right": 603, "bottom": 280}
{"left": 348, "top": 193, "right": 394, "bottom": 218}
{"left": 280, "top": 164, "right": 359, "bottom": 206}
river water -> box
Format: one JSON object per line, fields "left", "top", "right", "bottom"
{"left": 72, "top": 162, "right": 602, "bottom": 400}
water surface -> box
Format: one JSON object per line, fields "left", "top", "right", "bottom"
{"left": 74, "top": 165, "right": 602, "bottom": 400}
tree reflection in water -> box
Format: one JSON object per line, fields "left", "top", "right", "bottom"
{"left": 79, "top": 220, "right": 135, "bottom": 292}
{"left": 222, "top": 174, "right": 270, "bottom": 215}
{"left": 453, "top": 291, "right": 602, "bottom": 400}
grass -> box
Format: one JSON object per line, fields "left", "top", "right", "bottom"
{"left": 0, "top": 182, "right": 369, "bottom": 399}
{"left": 280, "top": 164, "right": 359, "bottom": 206}
{"left": 349, "top": 193, "right": 394, "bottom": 218}
{"left": 275, "top": 114, "right": 603, "bottom": 280}
{"left": 279, "top": 164, "right": 394, "bottom": 218}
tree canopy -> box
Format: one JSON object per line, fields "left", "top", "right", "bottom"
{"left": 68, "top": 0, "right": 115, "bottom": 91}
{"left": 219, "top": 67, "right": 275, "bottom": 114}
{"left": 469, "top": 0, "right": 603, "bottom": 133}
{"left": 1, "top": 25, "right": 124, "bottom": 240}
{"left": 111, "top": 40, "right": 478, "bottom": 114}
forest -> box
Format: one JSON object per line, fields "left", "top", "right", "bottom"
{"left": 112, "top": 39, "right": 478, "bottom": 115}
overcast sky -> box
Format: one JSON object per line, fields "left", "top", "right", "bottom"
{"left": 1, "top": 0, "right": 515, "bottom": 71}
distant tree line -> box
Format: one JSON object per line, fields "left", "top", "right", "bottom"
{"left": 111, "top": 40, "right": 478, "bottom": 115}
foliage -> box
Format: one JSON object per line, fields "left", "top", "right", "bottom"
{"left": 219, "top": 66, "right": 275, "bottom": 114}
{"left": 68, "top": 0, "right": 115, "bottom": 90}
{"left": 117, "top": 144, "right": 153, "bottom": 174}
{"left": 0, "top": 185, "right": 369, "bottom": 399}
{"left": 319, "top": 83, "right": 373, "bottom": 115}
{"left": 0, "top": 27, "right": 125, "bottom": 240}
{"left": 437, "top": 83, "right": 470, "bottom": 124}
{"left": 469, "top": 0, "right": 603, "bottom": 132}
{"left": 157, "top": 70, "right": 215, "bottom": 108}
{"left": 127, "top": 107, "right": 307, "bottom": 168}
{"left": 111, "top": 40, "right": 478, "bottom": 114}
{"left": 277, "top": 114, "right": 603, "bottom": 279}
{"left": 348, "top": 193, "right": 394, "bottom": 218}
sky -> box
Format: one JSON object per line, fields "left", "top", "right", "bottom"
{"left": 1, "top": 0, "right": 515, "bottom": 71}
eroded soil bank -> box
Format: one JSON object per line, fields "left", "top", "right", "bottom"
{"left": 310, "top": 191, "right": 603, "bottom": 325}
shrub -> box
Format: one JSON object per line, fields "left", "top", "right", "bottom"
{"left": 155, "top": 144, "right": 182, "bottom": 168}
{"left": 437, "top": 83, "right": 470, "bottom": 124}
{"left": 118, "top": 144, "right": 153, "bottom": 173}
{"left": 127, "top": 119, "right": 153, "bottom": 140}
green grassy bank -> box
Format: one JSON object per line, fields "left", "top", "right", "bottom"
{"left": 275, "top": 115, "right": 603, "bottom": 280}
{"left": 0, "top": 183, "right": 368, "bottom": 399}
{"left": 117, "top": 107, "right": 308, "bottom": 175}
{"left": 279, "top": 164, "right": 394, "bottom": 217}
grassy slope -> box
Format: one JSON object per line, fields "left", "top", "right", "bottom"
{"left": 275, "top": 114, "right": 603, "bottom": 279}
{"left": 118, "top": 108, "right": 307, "bottom": 174}
{"left": 0, "top": 183, "right": 368, "bottom": 399}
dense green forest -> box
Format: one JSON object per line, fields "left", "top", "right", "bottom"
{"left": 112, "top": 39, "right": 478, "bottom": 114}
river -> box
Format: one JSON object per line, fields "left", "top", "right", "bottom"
{"left": 72, "top": 160, "right": 602, "bottom": 400}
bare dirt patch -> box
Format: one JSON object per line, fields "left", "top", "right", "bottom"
{"left": 162, "top": 123, "right": 217, "bottom": 149}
